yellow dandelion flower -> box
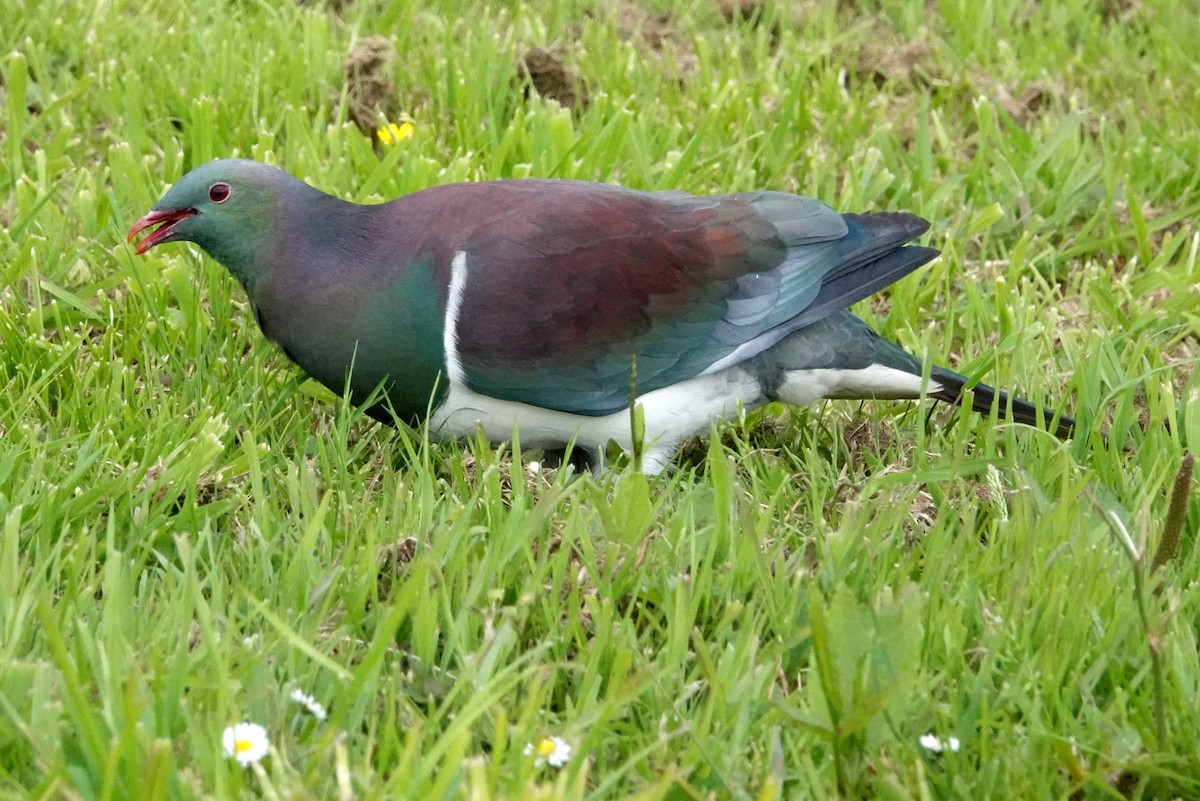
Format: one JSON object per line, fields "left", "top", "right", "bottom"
{"left": 377, "top": 121, "right": 415, "bottom": 146}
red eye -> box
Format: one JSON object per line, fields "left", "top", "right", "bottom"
{"left": 209, "top": 182, "right": 231, "bottom": 203}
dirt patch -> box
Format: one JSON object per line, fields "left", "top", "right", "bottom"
{"left": 561, "top": 3, "right": 698, "bottom": 86}
{"left": 1102, "top": 0, "right": 1144, "bottom": 23}
{"left": 613, "top": 2, "right": 677, "bottom": 50}
{"left": 1110, "top": 201, "right": 1192, "bottom": 268}
{"left": 516, "top": 47, "right": 588, "bottom": 110}
{"left": 841, "top": 416, "right": 903, "bottom": 474}
{"left": 609, "top": 2, "right": 698, "bottom": 81}
{"left": 674, "top": 413, "right": 792, "bottom": 471}
{"left": 853, "top": 39, "right": 936, "bottom": 89}
{"left": 297, "top": 0, "right": 355, "bottom": 12}
{"left": 376, "top": 536, "right": 419, "bottom": 600}
{"left": 343, "top": 35, "right": 398, "bottom": 136}
{"left": 718, "top": 0, "right": 763, "bottom": 24}
{"left": 452, "top": 452, "right": 561, "bottom": 497}
{"left": 835, "top": 468, "right": 940, "bottom": 544}
{"left": 995, "top": 79, "right": 1065, "bottom": 126}
{"left": 906, "top": 486, "right": 938, "bottom": 536}
{"left": 718, "top": 0, "right": 781, "bottom": 45}
{"left": 136, "top": 458, "right": 225, "bottom": 513}
{"left": 838, "top": 416, "right": 933, "bottom": 539}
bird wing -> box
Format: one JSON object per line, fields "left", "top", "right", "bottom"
{"left": 402, "top": 180, "right": 936, "bottom": 416}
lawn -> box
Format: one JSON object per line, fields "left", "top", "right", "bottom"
{"left": 1, "top": 0, "right": 1198, "bottom": 798}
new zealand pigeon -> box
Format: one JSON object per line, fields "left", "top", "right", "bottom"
{"left": 128, "top": 159, "right": 1073, "bottom": 473}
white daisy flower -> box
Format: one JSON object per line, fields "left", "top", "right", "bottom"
{"left": 222, "top": 722, "right": 269, "bottom": 766}
{"left": 524, "top": 735, "right": 572, "bottom": 768}
{"left": 289, "top": 688, "right": 328, "bottom": 721}
{"left": 919, "top": 733, "right": 961, "bottom": 753}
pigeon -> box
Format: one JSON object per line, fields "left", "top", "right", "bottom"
{"left": 129, "top": 159, "right": 1073, "bottom": 473}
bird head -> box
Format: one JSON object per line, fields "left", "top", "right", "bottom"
{"left": 128, "top": 159, "right": 291, "bottom": 289}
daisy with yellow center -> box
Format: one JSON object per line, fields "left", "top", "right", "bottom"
{"left": 376, "top": 121, "right": 415, "bottom": 146}
{"left": 222, "top": 722, "right": 269, "bottom": 766}
{"left": 524, "top": 735, "right": 572, "bottom": 769}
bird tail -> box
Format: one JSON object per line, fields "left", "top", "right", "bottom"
{"left": 756, "top": 312, "right": 1075, "bottom": 439}
{"left": 928, "top": 365, "right": 1075, "bottom": 439}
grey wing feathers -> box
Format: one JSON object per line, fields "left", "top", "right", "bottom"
{"left": 703, "top": 205, "right": 937, "bottom": 375}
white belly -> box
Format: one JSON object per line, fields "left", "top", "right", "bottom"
{"left": 429, "top": 367, "right": 764, "bottom": 472}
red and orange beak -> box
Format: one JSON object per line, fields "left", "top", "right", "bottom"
{"left": 126, "top": 208, "right": 197, "bottom": 255}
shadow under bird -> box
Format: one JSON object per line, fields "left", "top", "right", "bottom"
{"left": 128, "top": 159, "right": 1074, "bottom": 473}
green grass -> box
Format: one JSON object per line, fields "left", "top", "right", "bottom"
{"left": 2, "top": 0, "right": 1199, "bottom": 797}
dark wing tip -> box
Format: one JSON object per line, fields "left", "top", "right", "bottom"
{"left": 853, "top": 210, "right": 932, "bottom": 239}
